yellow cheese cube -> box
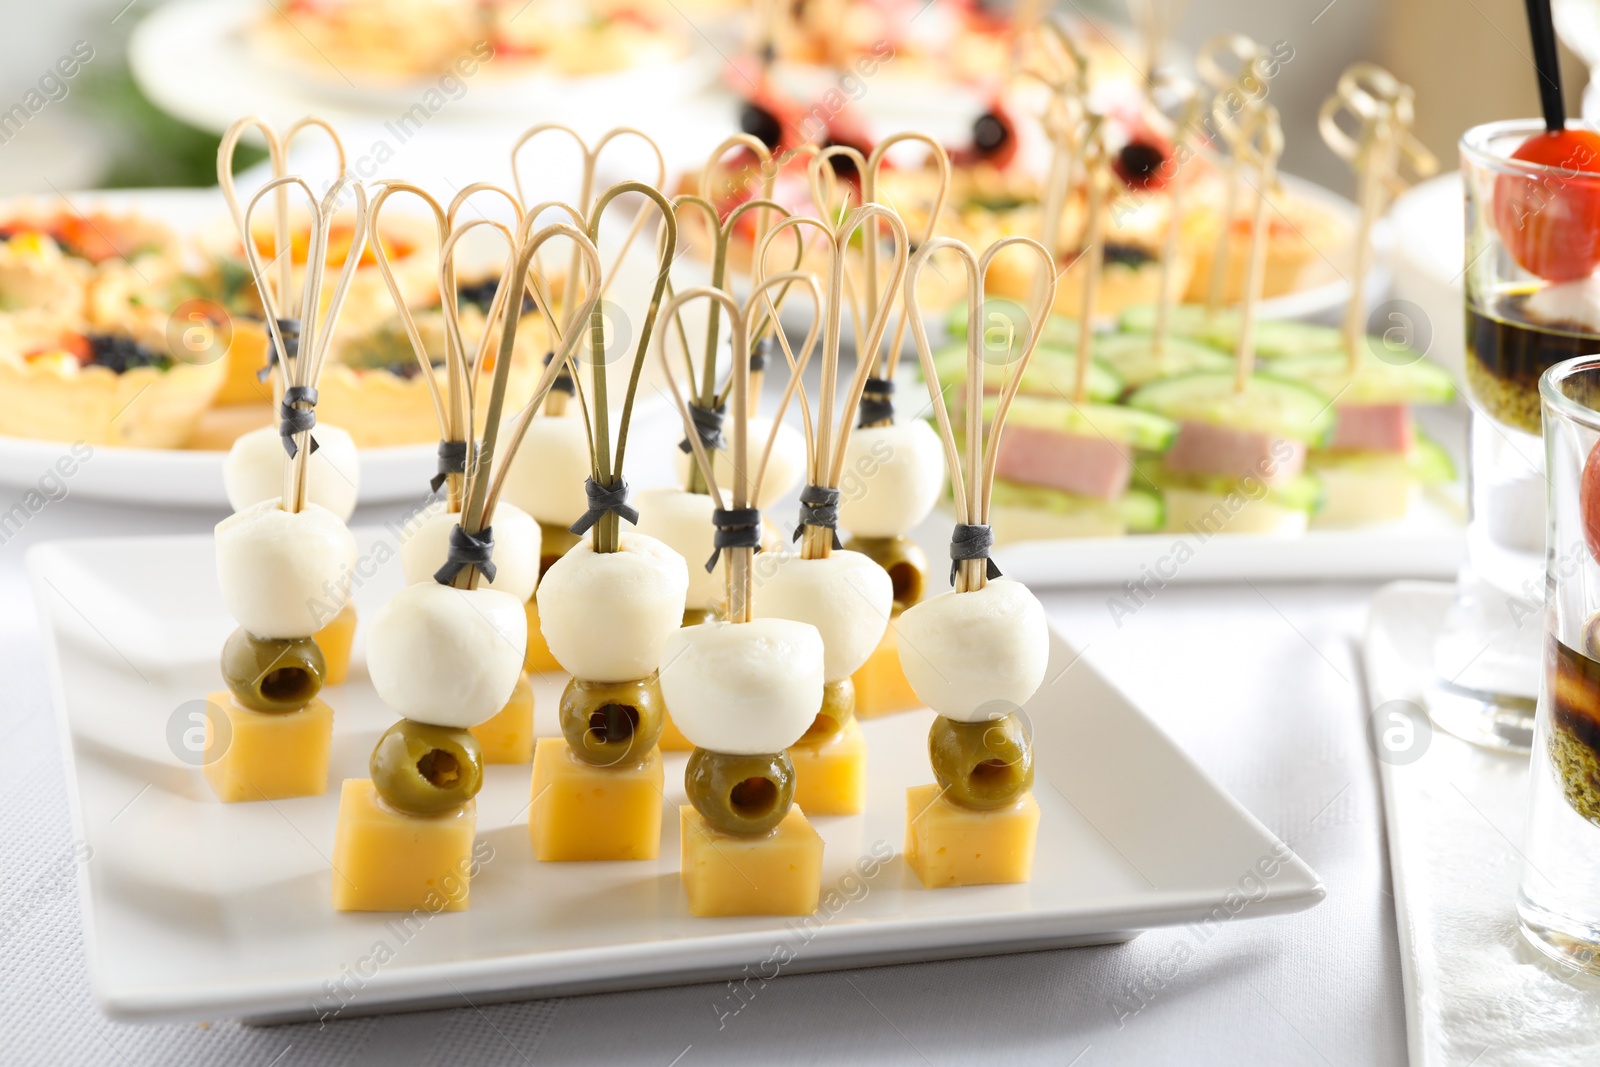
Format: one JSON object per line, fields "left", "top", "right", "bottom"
{"left": 529, "top": 737, "right": 664, "bottom": 861}
{"left": 680, "top": 805, "right": 823, "bottom": 917}
{"left": 202, "top": 690, "right": 333, "bottom": 802}
{"left": 312, "top": 601, "right": 358, "bottom": 687}
{"left": 470, "top": 672, "right": 534, "bottom": 763}
{"left": 523, "top": 595, "right": 563, "bottom": 674}
{"left": 331, "top": 779, "right": 478, "bottom": 912}
{"left": 904, "top": 784, "right": 1040, "bottom": 888}
{"left": 658, "top": 709, "right": 694, "bottom": 752}
{"left": 853, "top": 625, "right": 923, "bottom": 718}
{"left": 789, "top": 718, "right": 866, "bottom": 815}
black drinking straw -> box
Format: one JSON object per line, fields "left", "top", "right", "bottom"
{"left": 1525, "top": 0, "right": 1566, "bottom": 133}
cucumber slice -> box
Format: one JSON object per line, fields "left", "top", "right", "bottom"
{"left": 1117, "top": 303, "right": 1226, "bottom": 338}
{"left": 1205, "top": 319, "right": 1344, "bottom": 359}
{"left": 1093, "top": 333, "right": 1236, "bottom": 390}
{"left": 931, "top": 343, "right": 1122, "bottom": 403}
{"left": 987, "top": 480, "right": 1164, "bottom": 539}
{"left": 1126, "top": 371, "right": 1336, "bottom": 443}
{"left": 1122, "top": 487, "right": 1165, "bottom": 532}
{"left": 1136, "top": 459, "right": 1324, "bottom": 513}
{"left": 1118, "top": 304, "right": 1346, "bottom": 360}
{"left": 1308, "top": 433, "right": 1457, "bottom": 486}
{"left": 944, "top": 303, "right": 1079, "bottom": 348}
{"left": 992, "top": 394, "right": 1178, "bottom": 451}
{"left": 1266, "top": 348, "right": 1456, "bottom": 405}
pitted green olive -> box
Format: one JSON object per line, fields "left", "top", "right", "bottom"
{"left": 685, "top": 748, "right": 795, "bottom": 835}
{"left": 221, "top": 627, "right": 325, "bottom": 713}
{"left": 928, "top": 712, "right": 1034, "bottom": 810}
{"left": 370, "top": 719, "right": 483, "bottom": 815}
{"left": 846, "top": 535, "right": 928, "bottom": 613}
{"left": 559, "top": 673, "right": 666, "bottom": 766}
{"left": 798, "top": 678, "right": 856, "bottom": 745}
{"left": 682, "top": 606, "right": 716, "bottom": 627}
{"left": 540, "top": 526, "right": 581, "bottom": 576}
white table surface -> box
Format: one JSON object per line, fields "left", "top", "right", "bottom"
{"left": 0, "top": 486, "right": 1409, "bottom": 1065}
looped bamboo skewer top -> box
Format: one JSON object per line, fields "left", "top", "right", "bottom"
{"left": 240, "top": 174, "right": 367, "bottom": 515}
{"left": 1228, "top": 104, "right": 1285, "bottom": 394}
{"left": 902, "top": 235, "right": 1057, "bottom": 593}
{"left": 1318, "top": 63, "right": 1436, "bottom": 375}
{"left": 860, "top": 132, "right": 951, "bottom": 414}
{"left": 754, "top": 203, "right": 910, "bottom": 561}
{"left": 1195, "top": 33, "right": 1271, "bottom": 317}
{"left": 657, "top": 273, "right": 825, "bottom": 622}
{"left": 553, "top": 180, "right": 680, "bottom": 555}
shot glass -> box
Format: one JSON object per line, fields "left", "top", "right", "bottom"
{"left": 1431, "top": 120, "right": 1600, "bottom": 753}
{"left": 1518, "top": 353, "right": 1600, "bottom": 973}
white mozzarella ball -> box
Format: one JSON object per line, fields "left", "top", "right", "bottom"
{"left": 215, "top": 500, "right": 358, "bottom": 639}
{"left": 659, "top": 619, "right": 824, "bottom": 753}
{"left": 501, "top": 413, "right": 591, "bottom": 528}
{"left": 366, "top": 582, "right": 526, "bottom": 728}
{"left": 752, "top": 550, "right": 891, "bottom": 681}
{"left": 838, "top": 420, "right": 945, "bottom": 538}
{"left": 223, "top": 424, "right": 360, "bottom": 522}
{"left": 536, "top": 531, "right": 689, "bottom": 681}
{"left": 894, "top": 579, "right": 1049, "bottom": 721}
{"left": 399, "top": 502, "right": 540, "bottom": 602}
{"left": 673, "top": 416, "right": 806, "bottom": 510}
{"left": 635, "top": 487, "right": 725, "bottom": 615}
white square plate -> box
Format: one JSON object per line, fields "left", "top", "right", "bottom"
{"left": 29, "top": 530, "right": 1323, "bottom": 1024}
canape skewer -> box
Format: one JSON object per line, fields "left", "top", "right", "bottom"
{"left": 1195, "top": 34, "right": 1269, "bottom": 318}
{"left": 1230, "top": 105, "right": 1284, "bottom": 395}
{"left": 1318, "top": 63, "right": 1436, "bottom": 375}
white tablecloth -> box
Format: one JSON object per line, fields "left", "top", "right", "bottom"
{"left": 0, "top": 489, "right": 1408, "bottom": 1065}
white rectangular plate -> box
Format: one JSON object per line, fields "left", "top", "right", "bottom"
{"left": 1363, "top": 581, "right": 1600, "bottom": 1066}
{"left": 982, "top": 493, "right": 1464, "bottom": 589}
{"left": 30, "top": 530, "right": 1323, "bottom": 1025}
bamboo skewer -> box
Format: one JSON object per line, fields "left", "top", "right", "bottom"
{"left": 1318, "top": 63, "right": 1437, "bottom": 375}
{"left": 657, "top": 274, "right": 824, "bottom": 621}
{"left": 1196, "top": 35, "right": 1269, "bottom": 319}
{"left": 1072, "top": 120, "right": 1110, "bottom": 405}
{"left": 1231, "top": 106, "right": 1284, "bottom": 395}
{"left": 902, "top": 235, "right": 1057, "bottom": 592}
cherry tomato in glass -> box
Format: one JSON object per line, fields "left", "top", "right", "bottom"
{"left": 1581, "top": 437, "right": 1600, "bottom": 565}
{"left": 1493, "top": 128, "right": 1600, "bottom": 283}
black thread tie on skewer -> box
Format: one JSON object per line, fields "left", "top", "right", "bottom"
{"left": 542, "top": 351, "right": 576, "bottom": 396}
{"left": 679, "top": 402, "right": 727, "bottom": 454}
{"left": 256, "top": 317, "right": 301, "bottom": 382}
{"left": 433, "top": 523, "right": 496, "bottom": 584}
{"left": 749, "top": 335, "right": 774, "bottom": 374}
{"left": 706, "top": 507, "right": 762, "bottom": 572}
{"left": 430, "top": 439, "right": 473, "bottom": 493}
{"left": 569, "top": 477, "right": 640, "bottom": 535}
{"left": 949, "top": 523, "right": 1002, "bottom": 584}
{"left": 792, "top": 484, "right": 843, "bottom": 549}
{"left": 278, "top": 385, "right": 319, "bottom": 458}
{"left": 857, "top": 376, "right": 896, "bottom": 427}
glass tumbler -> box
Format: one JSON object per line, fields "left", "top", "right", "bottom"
{"left": 1519, "top": 353, "right": 1600, "bottom": 973}
{"left": 1432, "top": 120, "right": 1600, "bottom": 753}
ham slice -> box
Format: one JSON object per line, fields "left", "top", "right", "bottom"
{"left": 1164, "top": 421, "right": 1306, "bottom": 484}
{"left": 1329, "top": 403, "right": 1414, "bottom": 453}
{"left": 995, "top": 425, "right": 1133, "bottom": 500}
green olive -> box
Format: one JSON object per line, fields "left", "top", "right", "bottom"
{"left": 539, "top": 526, "right": 581, "bottom": 577}
{"left": 559, "top": 673, "right": 666, "bottom": 767}
{"left": 370, "top": 720, "right": 484, "bottom": 815}
{"left": 221, "top": 627, "right": 325, "bottom": 713}
{"left": 928, "top": 712, "right": 1034, "bottom": 810}
{"left": 845, "top": 535, "right": 928, "bottom": 613}
{"left": 798, "top": 678, "right": 855, "bottom": 745}
{"left": 685, "top": 748, "right": 795, "bottom": 835}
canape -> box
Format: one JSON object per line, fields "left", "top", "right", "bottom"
{"left": 658, "top": 274, "right": 829, "bottom": 915}
{"left": 899, "top": 232, "right": 1057, "bottom": 886}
